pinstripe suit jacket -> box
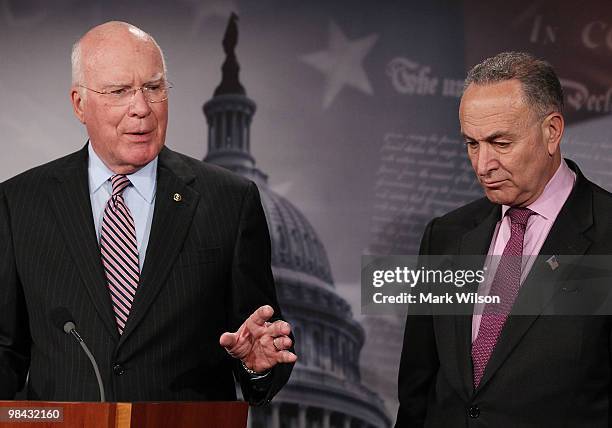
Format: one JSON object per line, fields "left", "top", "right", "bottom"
{"left": 0, "top": 145, "right": 292, "bottom": 403}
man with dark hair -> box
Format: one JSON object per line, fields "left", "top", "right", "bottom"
{"left": 464, "top": 51, "right": 564, "bottom": 115}
{"left": 396, "top": 52, "right": 612, "bottom": 426}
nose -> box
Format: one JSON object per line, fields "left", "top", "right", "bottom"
{"left": 474, "top": 143, "right": 498, "bottom": 177}
{"left": 127, "top": 88, "right": 152, "bottom": 118}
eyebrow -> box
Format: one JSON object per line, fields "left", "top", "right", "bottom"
{"left": 461, "top": 131, "right": 516, "bottom": 142}
{"left": 101, "top": 78, "right": 165, "bottom": 88}
{"left": 101, "top": 83, "right": 131, "bottom": 88}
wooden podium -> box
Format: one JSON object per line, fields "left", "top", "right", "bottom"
{"left": 0, "top": 401, "right": 248, "bottom": 427}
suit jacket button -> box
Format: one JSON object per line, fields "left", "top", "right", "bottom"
{"left": 467, "top": 405, "right": 480, "bottom": 418}
{"left": 113, "top": 363, "right": 125, "bottom": 376}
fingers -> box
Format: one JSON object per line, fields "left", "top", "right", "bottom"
{"left": 248, "top": 305, "right": 275, "bottom": 328}
{"left": 277, "top": 350, "right": 298, "bottom": 364}
{"left": 272, "top": 336, "right": 293, "bottom": 351}
{"left": 266, "top": 320, "right": 291, "bottom": 337}
{"left": 222, "top": 312, "right": 297, "bottom": 371}
{"left": 219, "top": 332, "right": 238, "bottom": 348}
{"left": 267, "top": 321, "right": 292, "bottom": 355}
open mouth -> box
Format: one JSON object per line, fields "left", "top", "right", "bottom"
{"left": 125, "top": 130, "right": 153, "bottom": 138}
{"left": 124, "top": 130, "right": 154, "bottom": 142}
{"left": 126, "top": 130, "right": 152, "bottom": 135}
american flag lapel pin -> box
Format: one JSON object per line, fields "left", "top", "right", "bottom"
{"left": 546, "top": 255, "right": 559, "bottom": 271}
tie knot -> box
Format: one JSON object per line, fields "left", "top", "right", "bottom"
{"left": 507, "top": 207, "right": 534, "bottom": 226}
{"left": 110, "top": 174, "right": 131, "bottom": 197}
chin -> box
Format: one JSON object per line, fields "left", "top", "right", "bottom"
{"left": 484, "top": 190, "right": 517, "bottom": 206}
{"left": 124, "top": 144, "right": 161, "bottom": 164}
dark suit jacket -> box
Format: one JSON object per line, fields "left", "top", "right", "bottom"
{"left": 396, "top": 160, "right": 612, "bottom": 427}
{"left": 0, "top": 145, "right": 292, "bottom": 403}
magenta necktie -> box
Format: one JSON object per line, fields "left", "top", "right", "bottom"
{"left": 100, "top": 174, "right": 140, "bottom": 334}
{"left": 471, "top": 207, "right": 534, "bottom": 388}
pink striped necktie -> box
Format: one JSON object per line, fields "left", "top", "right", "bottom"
{"left": 100, "top": 174, "right": 140, "bottom": 334}
{"left": 471, "top": 207, "right": 534, "bottom": 388}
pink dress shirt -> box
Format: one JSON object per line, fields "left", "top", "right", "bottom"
{"left": 471, "top": 159, "right": 576, "bottom": 342}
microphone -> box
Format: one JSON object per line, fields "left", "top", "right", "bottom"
{"left": 51, "top": 308, "right": 106, "bottom": 402}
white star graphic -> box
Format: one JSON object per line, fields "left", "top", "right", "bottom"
{"left": 181, "top": 0, "right": 239, "bottom": 36}
{"left": 301, "top": 21, "right": 378, "bottom": 109}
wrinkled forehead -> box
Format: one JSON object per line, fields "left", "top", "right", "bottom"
{"left": 461, "top": 81, "right": 526, "bottom": 111}
{"left": 82, "top": 34, "right": 164, "bottom": 85}
{"left": 459, "top": 81, "right": 536, "bottom": 132}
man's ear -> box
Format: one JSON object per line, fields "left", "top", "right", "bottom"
{"left": 70, "top": 87, "right": 86, "bottom": 124}
{"left": 542, "top": 111, "right": 564, "bottom": 156}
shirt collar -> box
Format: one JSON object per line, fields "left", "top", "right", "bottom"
{"left": 87, "top": 143, "right": 157, "bottom": 203}
{"left": 501, "top": 158, "right": 576, "bottom": 221}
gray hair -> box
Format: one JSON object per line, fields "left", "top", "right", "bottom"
{"left": 71, "top": 22, "right": 168, "bottom": 86}
{"left": 71, "top": 40, "right": 84, "bottom": 85}
{"left": 464, "top": 51, "right": 563, "bottom": 115}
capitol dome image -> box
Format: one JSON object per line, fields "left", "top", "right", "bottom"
{"left": 203, "top": 14, "right": 390, "bottom": 428}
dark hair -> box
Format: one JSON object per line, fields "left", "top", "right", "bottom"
{"left": 464, "top": 51, "right": 564, "bottom": 115}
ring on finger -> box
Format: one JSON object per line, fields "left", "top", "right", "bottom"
{"left": 273, "top": 337, "right": 281, "bottom": 351}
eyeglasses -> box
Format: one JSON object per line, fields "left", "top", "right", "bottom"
{"left": 78, "top": 82, "right": 172, "bottom": 105}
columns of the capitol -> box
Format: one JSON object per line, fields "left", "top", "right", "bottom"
{"left": 220, "top": 112, "right": 227, "bottom": 148}
{"left": 240, "top": 113, "right": 246, "bottom": 151}
{"left": 322, "top": 409, "right": 330, "bottom": 428}
{"left": 271, "top": 402, "right": 280, "bottom": 428}
{"left": 229, "top": 111, "right": 234, "bottom": 146}
{"left": 343, "top": 414, "right": 352, "bottom": 428}
{"left": 298, "top": 405, "right": 307, "bottom": 428}
{"left": 236, "top": 111, "right": 240, "bottom": 149}
{"left": 244, "top": 114, "right": 250, "bottom": 152}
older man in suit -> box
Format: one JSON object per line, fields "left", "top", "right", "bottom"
{"left": 396, "top": 52, "right": 612, "bottom": 427}
{"left": 0, "top": 21, "right": 296, "bottom": 403}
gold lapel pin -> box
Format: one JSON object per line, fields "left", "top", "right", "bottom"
{"left": 173, "top": 193, "right": 182, "bottom": 202}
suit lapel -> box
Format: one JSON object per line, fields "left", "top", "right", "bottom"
{"left": 475, "top": 161, "right": 593, "bottom": 392}
{"left": 47, "top": 146, "right": 119, "bottom": 339}
{"left": 448, "top": 203, "right": 500, "bottom": 399}
{"left": 118, "top": 148, "right": 199, "bottom": 345}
